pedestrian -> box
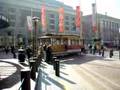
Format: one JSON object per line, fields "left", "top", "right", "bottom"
{"left": 64, "top": 43, "right": 67, "bottom": 51}
{"left": 109, "top": 49, "right": 113, "bottom": 58}
{"left": 18, "top": 48, "right": 26, "bottom": 62}
{"left": 26, "top": 46, "right": 32, "bottom": 60}
{"left": 88, "top": 44, "right": 92, "bottom": 53}
{"left": 37, "top": 45, "right": 43, "bottom": 68}
{"left": 92, "top": 45, "right": 96, "bottom": 54}
{"left": 46, "top": 44, "right": 53, "bottom": 64}
{"left": 101, "top": 45, "right": 104, "bottom": 57}
{"left": 43, "top": 43, "right": 47, "bottom": 61}
{"left": 4, "top": 46, "right": 9, "bottom": 54}
{"left": 11, "top": 46, "right": 16, "bottom": 58}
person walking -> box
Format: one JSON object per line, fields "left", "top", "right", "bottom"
{"left": 43, "top": 43, "right": 47, "bottom": 61}
{"left": 109, "top": 49, "right": 113, "bottom": 58}
{"left": 101, "top": 45, "right": 105, "bottom": 57}
{"left": 26, "top": 46, "right": 32, "bottom": 60}
{"left": 46, "top": 44, "right": 53, "bottom": 64}
{"left": 11, "top": 46, "right": 16, "bottom": 58}
{"left": 88, "top": 44, "right": 92, "bottom": 54}
{"left": 4, "top": 46, "right": 9, "bottom": 54}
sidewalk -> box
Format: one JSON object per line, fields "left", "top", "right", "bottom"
{"left": 36, "top": 61, "right": 92, "bottom": 90}
{"left": 0, "top": 52, "right": 35, "bottom": 90}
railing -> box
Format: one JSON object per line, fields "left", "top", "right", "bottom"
{"left": 18, "top": 78, "right": 25, "bottom": 90}
{"left": 18, "top": 55, "right": 42, "bottom": 90}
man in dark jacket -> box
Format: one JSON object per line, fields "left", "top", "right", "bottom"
{"left": 46, "top": 44, "right": 53, "bottom": 64}
{"left": 26, "top": 46, "right": 32, "bottom": 60}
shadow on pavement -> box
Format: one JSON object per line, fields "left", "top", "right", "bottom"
{"left": 60, "top": 76, "right": 76, "bottom": 84}
{"left": 60, "top": 54, "right": 104, "bottom": 65}
{"left": 0, "top": 60, "right": 22, "bottom": 89}
{"left": 86, "top": 62, "right": 120, "bottom": 69}
{"left": 60, "top": 71, "right": 68, "bottom": 75}
{"left": 42, "top": 71, "right": 66, "bottom": 90}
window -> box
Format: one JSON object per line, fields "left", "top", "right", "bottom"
{"left": 65, "top": 26, "right": 69, "bottom": 30}
{"left": 103, "top": 20, "right": 105, "bottom": 28}
{"left": 112, "top": 22, "right": 114, "bottom": 29}
{"left": 116, "top": 23, "right": 119, "bottom": 29}
{"left": 0, "top": 6, "right": 3, "bottom": 11}
{"left": 9, "top": 15, "right": 16, "bottom": 20}
{"left": 50, "top": 25, "right": 55, "bottom": 30}
{"left": 10, "top": 21, "right": 15, "bottom": 26}
{"left": 8, "top": 8, "right": 16, "bottom": 13}
{"left": 50, "top": 19, "right": 55, "bottom": 24}
{"left": 72, "top": 17, "right": 75, "bottom": 20}
{"left": 65, "top": 22, "right": 69, "bottom": 25}
{"left": 49, "top": 14, "right": 55, "bottom": 18}
{"left": 65, "top": 16, "right": 69, "bottom": 20}
{"left": 109, "top": 22, "right": 111, "bottom": 29}
{"left": 106, "top": 21, "right": 108, "bottom": 28}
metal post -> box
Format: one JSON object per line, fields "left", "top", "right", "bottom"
{"left": 21, "top": 69, "right": 31, "bottom": 90}
{"left": 55, "top": 59, "right": 60, "bottom": 77}
{"left": 29, "top": 59, "right": 36, "bottom": 80}
{"left": 53, "top": 57, "right": 57, "bottom": 70}
{"left": 33, "top": 20, "right": 37, "bottom": 57}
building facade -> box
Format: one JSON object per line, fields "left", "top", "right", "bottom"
{"left": 0, "top": 0, "right": 81, "bottom": 47}
{"left": 83, "top": 14, "right": 120, "bottom": 47}
{"left": 0, "top": 14, "right": 9, "bottom": 46}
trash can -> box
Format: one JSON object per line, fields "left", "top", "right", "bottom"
{"left": 18, "top": 49, "right": 26, "bottom": 62}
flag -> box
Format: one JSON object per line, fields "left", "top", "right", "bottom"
{"left": 92, "top": 3, "right": 97, "bottom": 32}
{"left": 75, "top": 6, "right": 81, "bottom": 28}
{"left": 59, "top": 7, "right": 64, "bottom": 33}
{"left": 41, "top": 4, "right": 46, "bottom": 31}
{"left": 27, "top": 16, "right": 33, "bottom": 31}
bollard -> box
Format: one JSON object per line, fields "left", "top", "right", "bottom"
{"left": 53, "top": 57, "right": 57, "bottom": 70}
{"left": 55, "top": 59, "right": 60, "bottom": 77}
{"left": 35, "top": 56, "right": 41, "bottom": 71}
{"left": 18, "top": 49, "right": 25, "bottom": 63}
{"left": 29, "top": 60, "right": 36, "bottom": 80}
{"left": 21, "top": 68, "right": 31, "bottom": 90}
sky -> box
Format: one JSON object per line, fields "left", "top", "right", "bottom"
{"left": 57, "top": 0, "right": 120, "bottom": 19}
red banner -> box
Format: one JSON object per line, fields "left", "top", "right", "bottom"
{"left": 92, "top": 3, "right": 97, "bottom": 32}
{"left": 75, "top": 6, "right": 81, "bottom": 28}
{"left": 41, "top": 4, "right": 46, "bottom": 31}
{"left": 59, "top": 8, "right": 64, "bottom": 33}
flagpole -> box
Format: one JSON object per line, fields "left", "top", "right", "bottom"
{"left": 79, "top": 1, "right": 83, "bottom": 46}
{"left": 31, "top": 8, "right": 33, "bottom": 46}
{"left": 95, "top": 0, "right": 98, "bottom": 39}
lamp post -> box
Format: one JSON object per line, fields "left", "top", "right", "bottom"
{"left": 32, "top": 17, "right": 40, "bottom": 58}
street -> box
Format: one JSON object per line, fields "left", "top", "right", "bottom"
{"left": 59, "top": 51, "right": 120, "bottom": 90}
{"left": 0, "top": 51, "right": 120, "bottom": 90}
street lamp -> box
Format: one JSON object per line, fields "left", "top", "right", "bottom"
{"left": 32, "top": 17, "right": 40, "bottom": 58}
